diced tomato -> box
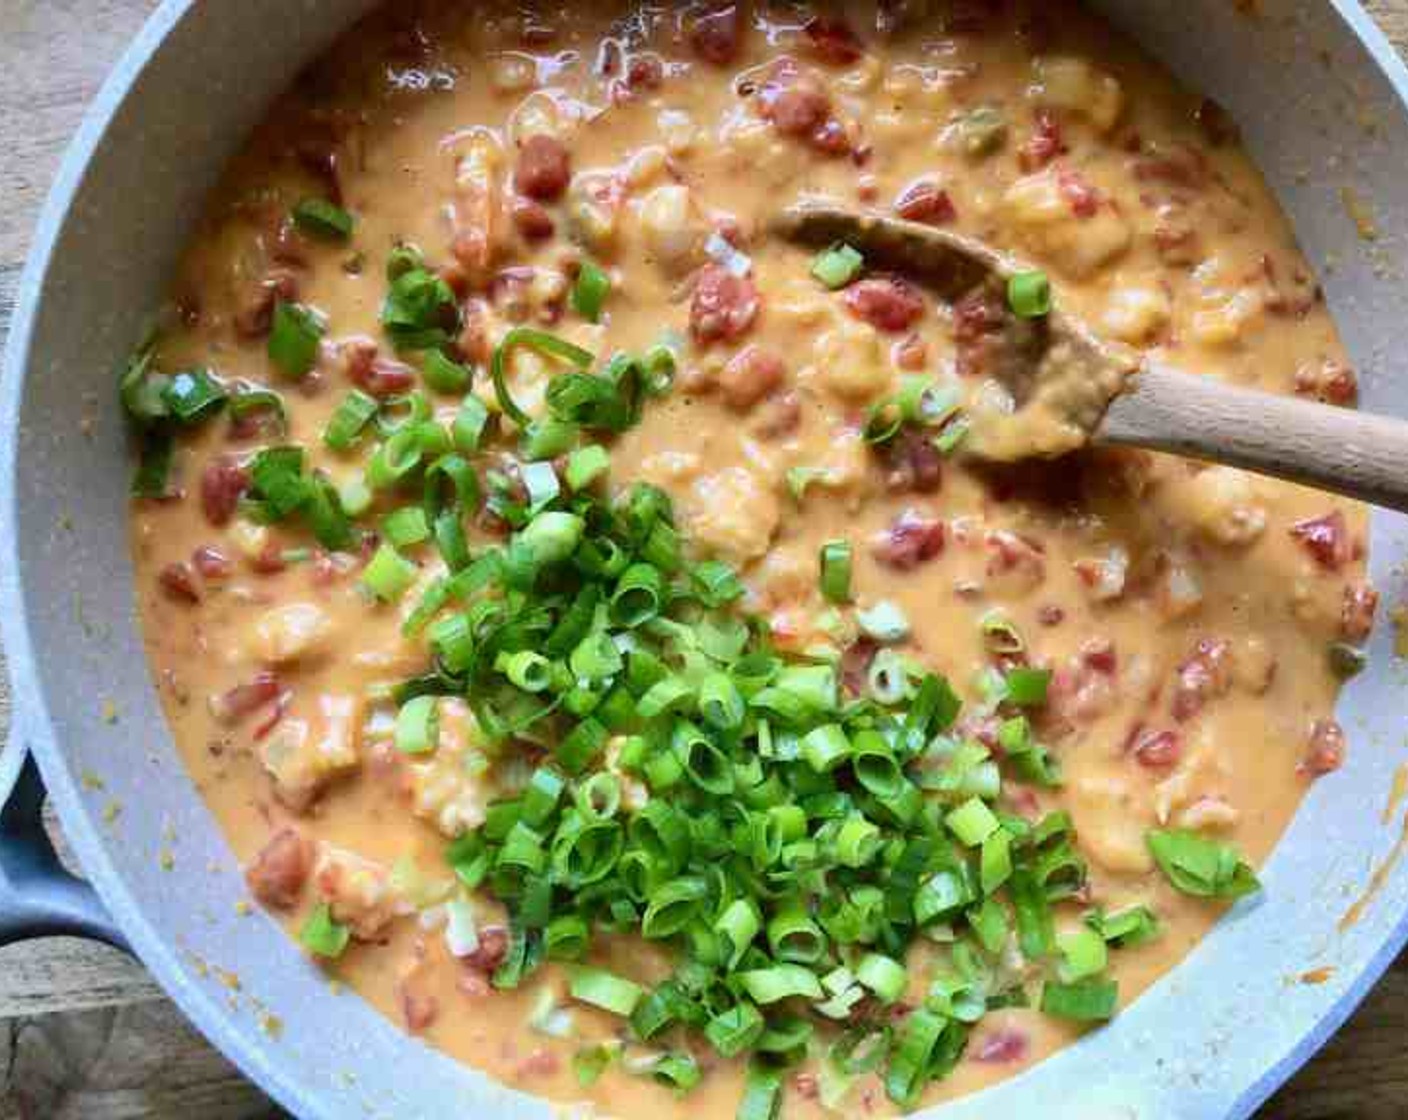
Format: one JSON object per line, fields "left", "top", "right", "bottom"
{"left": 1018, "top": 109, "right": 1066, "bottom": 172}
{"left": 1341, "top": 582, "right": 1379, "bottom": 642}
{"left": 1127, "top": 725, "right": 1181, "bottom": 769}
{"left": 719, "top": 345, "right": 786, "bottom": 411}
{"left": 752, "top": 391, "right": 802, "bottom": 439}
{"left": 233, "top": 270, "right": 299, "bottom": 339}
{"left": 511, "top": 197, "right": 555, "bottom": 241}
{"left": 1056, "top": 166, "right": 1100, "bottom": 218}
{"left": 1300, "top": 718, "right": 1346, "bottom": 777}
{"left": 690, "top": 264, "right": 761, "bottom": 344}
{"left": 515, "top": 1049, "right": 561, "bottom": 1079}
{"left": 1154, "top": 222, "right": 1199, "bottom": 267}
{"left": 894, "top": 179, "right": 956, "bottom": 224}
{"left": 514, "top": 134, "right": 571, "bottom": 201}
{"left": 873, "top": 511, "right": 945, "bottom": 570}
{"left": 159, "top": 562, "right": 201, "bottom": 604}
{"left": 984, "top": 529, "right": 1045, "bottom": 580}
{"left": 809, "top": 117, "right": 852, "bottom": 156}
{"left": 1294, "top": 359, "right": 1357, "bottom": 406}
{"left": 200, "top": 456, "right": 250, "bottom": 526}
{"left": 881, "top": 429, "right": 943, "bottom": 494}
{"left": 209, "top": 672, "right": 282, "bottom": 726}
{"left": 1194, "top": 96, "right": 1239, "bottom": 147}
{"left": 953, "top": 292, "right": 1003, "bottom": 343}
{"left": 893, "top": 333, "right": 928, "bottom": 371}
{"left": 689, "top": 5, "right": 742, "bottom": 65}
{"left": 399, "top": 984, "right": 440, "bottom": 1033}
{"left": 245, "top": 829, "right": 314, "bottom": 911}
{"left": 1080, "top": 637, "right": 1117, "bottom": 674}
{"left": 804, "top": 16, "right": 864, "bottom": 65}
{"left": 843, "top": 277, "right": 924, "bottom": 332}
{"left": 296, "top": 140, "right": 344, "bottom": 206}
{"left": 252, "top": 688, "right": 294, "bottom": 741}
{"left": 840, "top": 637, "right": 880, "bottom": 696}
{"left": 626, "top": 53, "right": 664, "bottom": 90}
{"left": 192, "top": 545, "right": 233, "bottom": 581}
{"left": 973, "top": 1028, "right": 1029, "bottom": 1064}
{"left": 762, "top": 81, "right": 830, "bottom": 137}
{"left": 1131, "top": 143, "right": 1206, "bottom": 190}
{"left": 347, "top": 346, "right": 417, "bottom": 397}
{"left": 462, "top": 925, "right": 509, "bottom": 973}
{"left": 1290, "top": 510, "right": 1350, "bottom": 571}
{"left": 793, "top": 1073, "right": 820, "bottom": 1100}
{"left": 1171, "top": 637, "right": 1231, "bottom": 722}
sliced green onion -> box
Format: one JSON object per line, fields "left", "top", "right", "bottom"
{"left": 1007, "top": 269, "right": 1052, "bottom": 318}
{"left": 228, "top": 386, "right": 288, "bottom": 433}
{"left": 566, "top": 445, "right": 610, "bottom": 491}
{"left": 362, "top": 542, "right": 418, "bottom": 602}
{"left": 422, "top": 349, "right": 472, "bottom": 394}
{"left": 338, "top": 475, "right": 373, "bottom": 517}
{"left": 885, "top": 1009, "right": 946, "bottom": 1107}
{"left": 323, "top": 389, "right": 379, "bottom": 452}
{"left": 382, "top": 267, "right": 458, "bottom": 351}
{"left": 1040, "top": 977, "right": 1118, "bottom": 1021}
{"left": 835, "top": 814, "right": 882, "bottom": 868}
{"left": 268, "top": 302, "right": 324, "bottom": 379}
{"left": 811, "top": 242, "right": 864, "bottom": 289}
{"left": 292, "top": 197, "right": 354, "bottom": 241}
{"left": 571, "top": 260, "right": 611, "bottom": 322}
{"left": 980, "top": 610, "right": 1024, "bottom": 654}
{"left": 787, "top": 466, "right": 830, "bottom": 504}
{"left": 491, "top": 327, "right": 594, "bottom": 428}
{"left": 386, "top": 243, "right": 424, "bottom": 283}
{"left": 767, "top": 902, "right": 825, "bottom": 964}
{"left": 698, "top": 672, "right": 745, "bottom": 731}
{"left": 718, "top": 898, "right": 762, "bottom": 968}
{"left": 1057, "top": 926, "right": 1109, "bottom": 983}
{"left": 854, "top": 953, "right": 906, "bottom": 1004}
{"left": 131, "top": 431, "right": 174, "bottom": 498}
{"left": 1003, "top": 666, "right": 1051, "bottom": 707}
{"left": 569, "top": 966, "right": 644, "bottom": 1017}
{"left": 737, "top": 964, "right": 823, "bottom": 1004}
{"left": 819, "top": 541, "right": 852, "bottom": 605}
{"left": 857, "top": 600, "right": 910, "bottom": 643}
{"left": 738, "top": 1061, "right": 783, "bottom": 1120}
{"left": 521, "top": 416, "right": 578, "bottom": 461}
{"left": 1086, "top": 905, "right": 1161, "bottom": 949}
{"left": 649, "top": 1053, "right": 702, "bottom": 1094}
{"left": 382, "top": 506, "right": 430, "bottom": 548}
{"left": 452, "top": 395, "right": 491, "bottom": 453}
{"left": 800, "top": 723, "right": 851, "bottom": 773}
{"left": 161, "top": 368, "right": 228, "bottom": 424}
{"left": 395, "top": 695, "right": 439, "bottom": 755}
{"left": 1146, "top": 829, "right": 1260, "bottom": 900}
{"left": 947, "top": 797, "right": 1000, "bottom": 847}
{"left": 497, "top": 650, "right": 554, "bottom": 693}
{"left": 299, "top": 903, "right": 350, "bottom": 959}
{"left": 703, "top": 1002, "right": 764, "bottom": 1058}
{"left": 611, "top": 563, "right": 664, "bottom": 628}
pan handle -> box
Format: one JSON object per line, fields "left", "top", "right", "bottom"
{"left": 0, "top": 748, "right": 128, "bottom": 950}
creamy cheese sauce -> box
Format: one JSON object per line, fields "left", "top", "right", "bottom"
{"left": 128, "top": 1, "right": 1374, "bottom": 1115}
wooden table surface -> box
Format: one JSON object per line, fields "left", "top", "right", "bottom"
{"left": 4, "top": 2, "right": 1408, "bottom": 1117}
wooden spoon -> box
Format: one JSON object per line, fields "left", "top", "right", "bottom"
{"left": 776, "top": 202, "right": 1408, "bottom": 513}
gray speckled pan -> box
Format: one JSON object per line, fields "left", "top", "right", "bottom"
{"left": 4, "top": 2, "right": 1408, "bottom": 1116}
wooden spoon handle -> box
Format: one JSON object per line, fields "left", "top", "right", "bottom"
{"left": 1098, "top": 363, "right": 1408, "bottom": 512}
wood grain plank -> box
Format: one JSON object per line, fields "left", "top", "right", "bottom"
{"left": 3, "top": 2, "right": 1408, "bottom": 1118}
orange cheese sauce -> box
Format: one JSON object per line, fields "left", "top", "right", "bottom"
{"left": 129, "top": 1, "right": 1372, "bottom": 1115}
